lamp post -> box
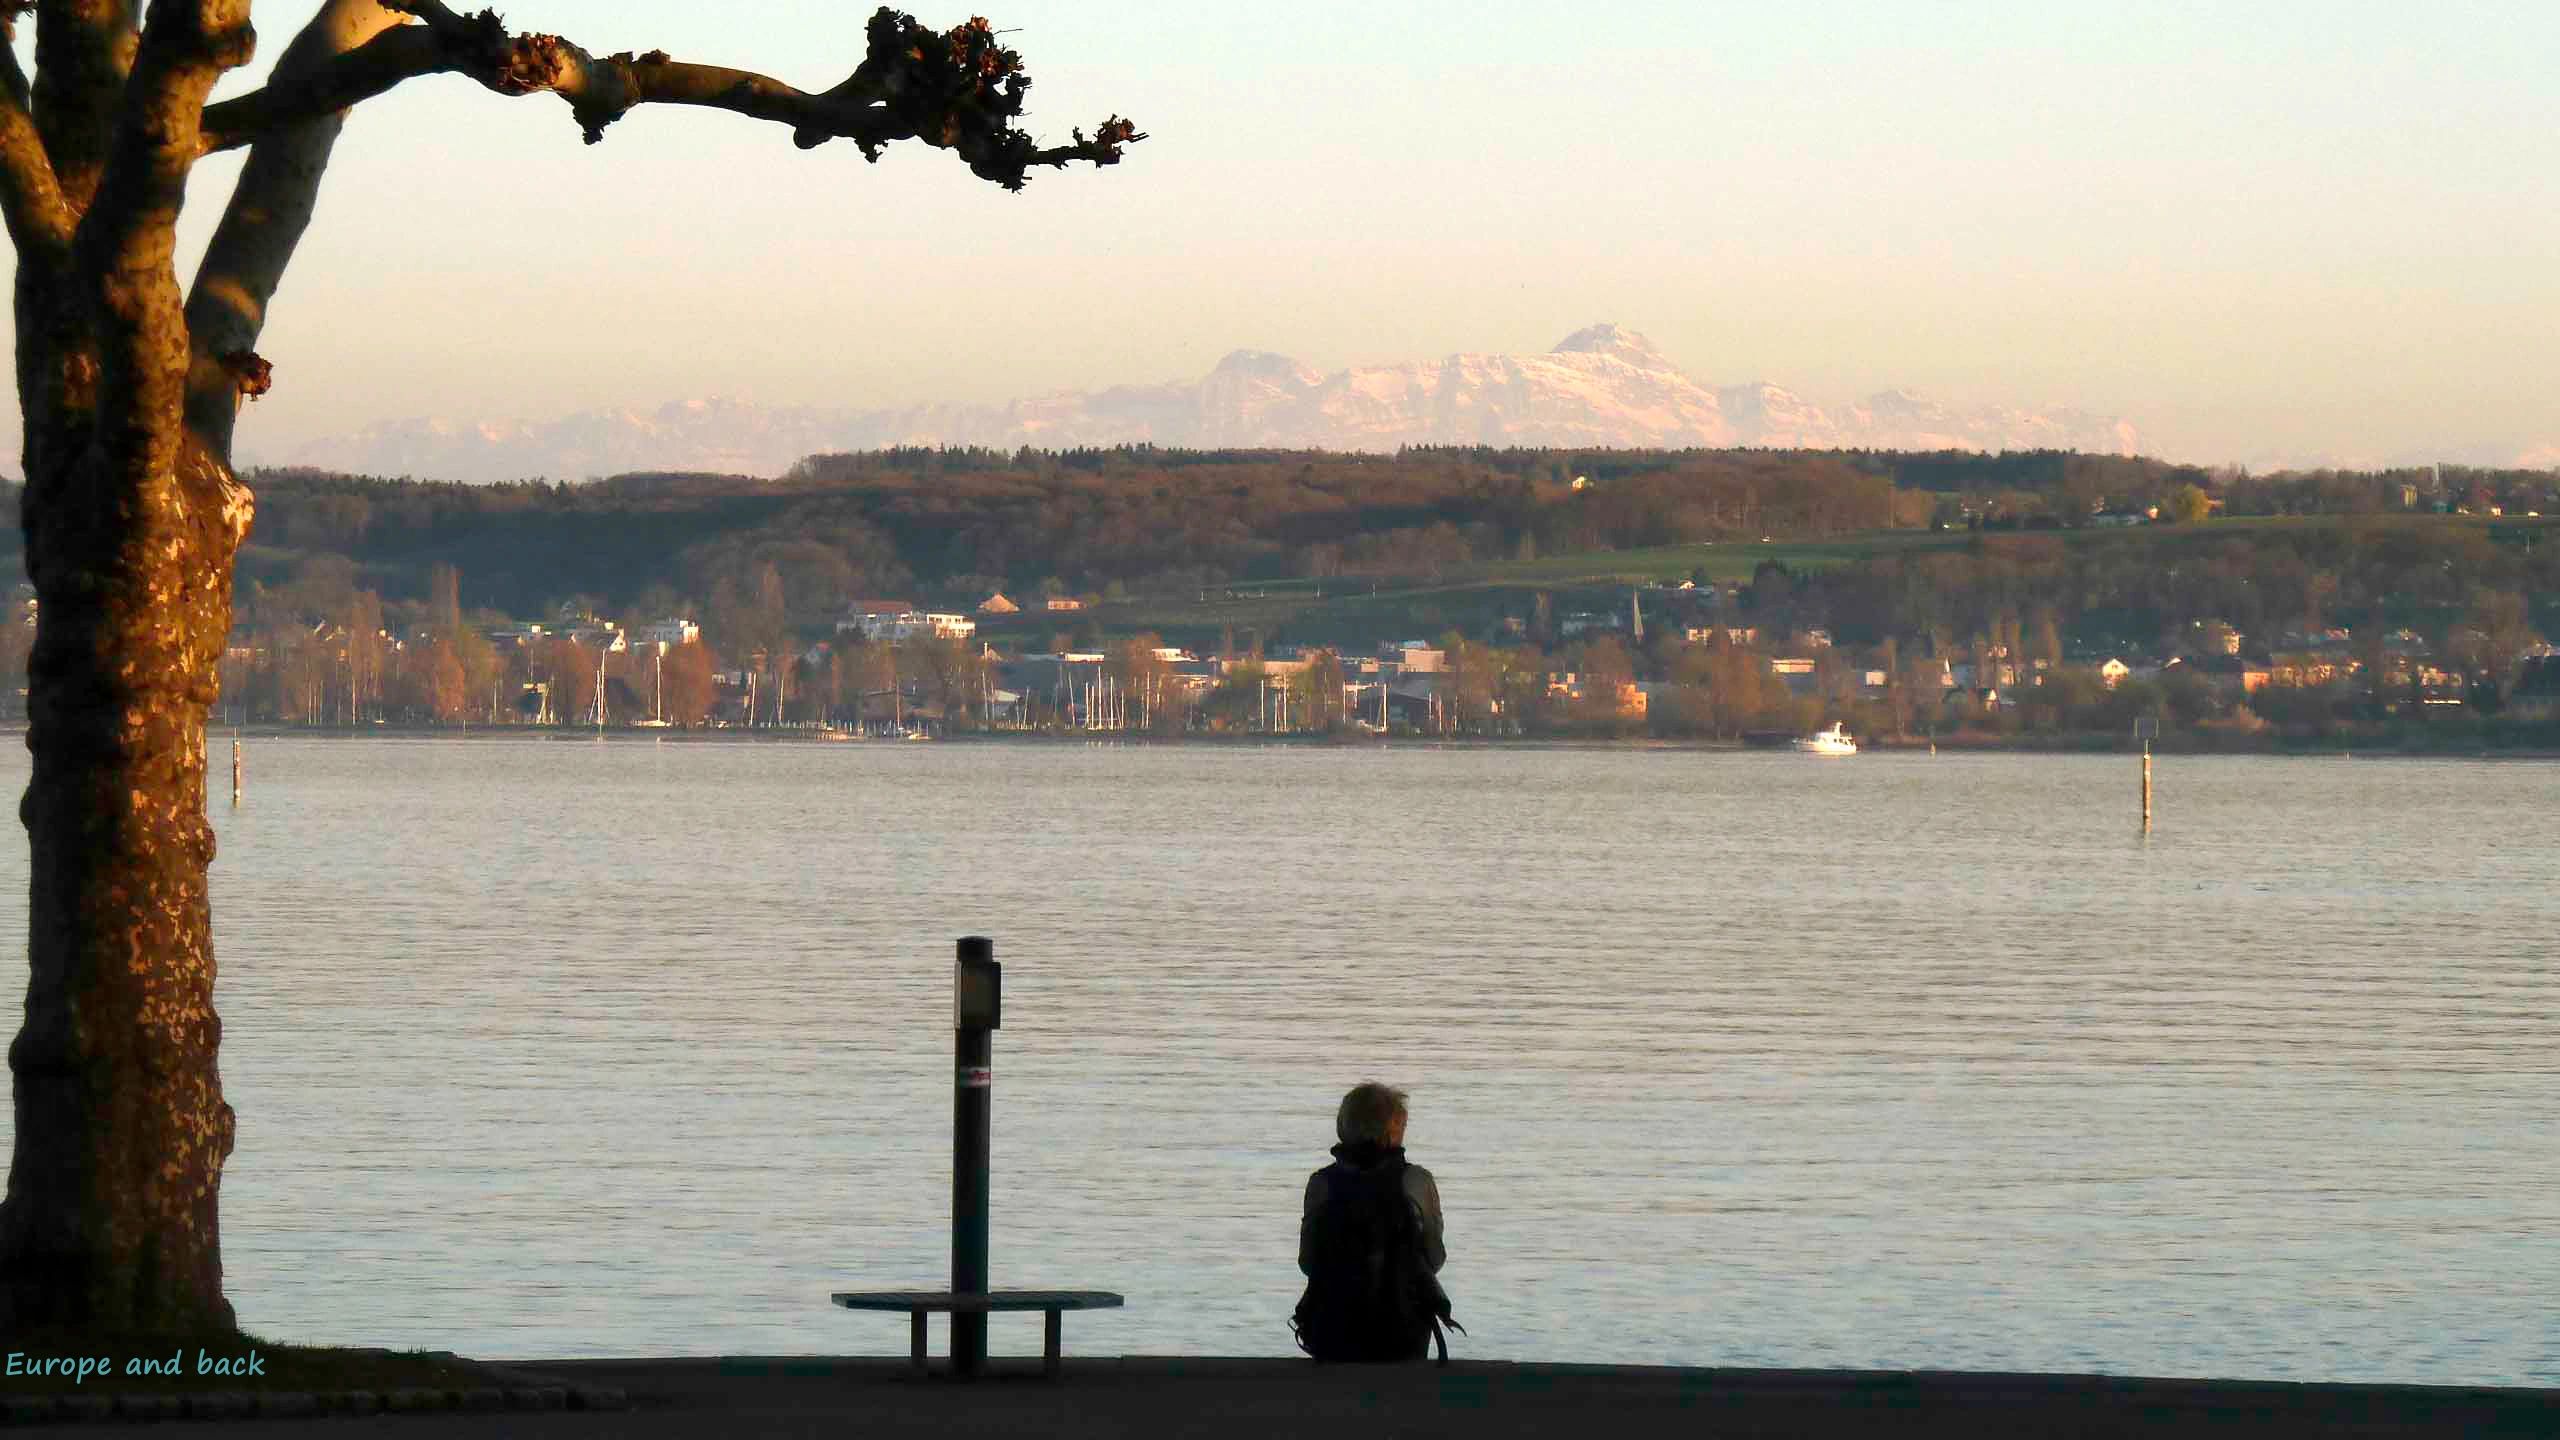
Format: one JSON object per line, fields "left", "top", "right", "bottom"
{"left": 952, "top": 936, "right": 1000, "bottom": 1375}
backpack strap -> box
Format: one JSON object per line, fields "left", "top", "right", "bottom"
{"left": 1431, "top": 1309, "right": 1464, "bottom": 1366}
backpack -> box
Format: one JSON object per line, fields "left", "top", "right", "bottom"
{"left": 1291, "top": 1157, "right": 1464, "bottom": 1364}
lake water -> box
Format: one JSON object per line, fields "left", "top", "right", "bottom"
{"left": 0, "top": 736, "right": 2553, "bottom": 1384}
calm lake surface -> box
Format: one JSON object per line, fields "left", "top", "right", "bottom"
{"left": 0, "top": 737, "right": 2553, "bottom": 1383}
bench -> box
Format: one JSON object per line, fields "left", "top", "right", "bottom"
{"left": 831, "top": 1290, "right": 1125, "bottom": 1378}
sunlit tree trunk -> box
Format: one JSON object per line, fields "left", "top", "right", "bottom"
{"left": 5, "top": 0, "right": 256, "bottom": 1330}
{"left": 8, "top": 414, "right": 250, "bottom": 1332}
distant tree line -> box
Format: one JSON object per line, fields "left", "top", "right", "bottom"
{"left": 12, "top": 444, "right": 2497, "bottom": 626}
{"left": 0, "top": 448, "right": 2551, "bottom": 738}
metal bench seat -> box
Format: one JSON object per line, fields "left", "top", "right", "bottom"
{"left": 833, "top": 1289, "right": 1125, "bottom": 1377}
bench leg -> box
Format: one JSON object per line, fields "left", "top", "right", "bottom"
{"left": 1043, "top": 1309, "right": 1062, "bottom": 1379}
{"left": 911, "top": 1310, "right": 928, "bottom": 1377}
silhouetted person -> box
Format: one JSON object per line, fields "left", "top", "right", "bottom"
{"left": 1292, "top": 1082, "right": 1460, "bottom": 1362}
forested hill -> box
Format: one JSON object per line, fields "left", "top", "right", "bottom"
{"left": 229, "top": 445, "right": 1941, "bottom": 618}
{"left": 0, "top": 446, "right": 2546, "bottom": 629}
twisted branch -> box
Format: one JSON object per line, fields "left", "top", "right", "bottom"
{"left": 200, "top": 4, "right": 1143, "bottom": 191}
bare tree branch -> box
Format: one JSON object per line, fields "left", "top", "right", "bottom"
{"left": 177, "top": 3, "right": 1144, "bottom": 451}
{"left": 0, "top": 110, "right": 74, "bottom": 258}
{"left": 195, "top": 16, "right": 443, "bottom": 154}
{"left": 4, "top": 9, "right": 34, "bottom": 113}
{"left": 203, "top": 4, "right": 1143, "bottom": 190}
{"left": 185, "top": 0, "right": 409, "bottom": 453}
{"left": 0, "top": 11, "right": 76, "bottom": 255}
{"left": 32, "top": 0, "right": 139, "bottom": 211}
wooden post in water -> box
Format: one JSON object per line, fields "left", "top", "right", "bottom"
{"left": 230, "top": 739, "right": 242, "bottom": 807}
{"left": 2135, "top": 716, "right": 2156, "bottom": 833}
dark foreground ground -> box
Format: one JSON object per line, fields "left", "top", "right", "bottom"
{"left": 14, "top": 1356, "right": 2559, "bottom": 1438}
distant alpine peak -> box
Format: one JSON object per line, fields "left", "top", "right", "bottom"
{"left": 1211, "top": 349, "right": 1320, "bottom": 383}
{"left": 264, "top": 326, "right": 2149, "bottom": 482}
{"left": 1549, "top": 323, "right": 1670, "bottom": 366}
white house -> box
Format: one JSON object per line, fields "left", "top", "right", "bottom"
{"left": 835, "top": 601, "right": 973, "bottom": 642}
{"left": 836, "top": 600, "right": 915, "bottom": 636}
{"left": 856, "top": 611, "right": 974, "bottom": 642}
{"left": 635, "top": 618, "right": 698, "bottom": 648}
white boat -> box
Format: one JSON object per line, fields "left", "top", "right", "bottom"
{"left": 1793, "top": 722, "right": 1858, "bottom": 756}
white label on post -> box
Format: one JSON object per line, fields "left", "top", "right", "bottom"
{"left": 960, "top": 1066, "right": 992, "bottom": 1088}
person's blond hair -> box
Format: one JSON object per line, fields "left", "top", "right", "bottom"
{"left": 1335, "top": 1082, "right": 1409, "bottom": 1145}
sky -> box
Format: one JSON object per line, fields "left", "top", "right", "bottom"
{"left": 5, "top": 0, "right": 2557, "bottom": 471}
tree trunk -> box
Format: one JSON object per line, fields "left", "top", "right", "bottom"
{"left": 3, "top": 382, "right": 249, "bottom": 1333}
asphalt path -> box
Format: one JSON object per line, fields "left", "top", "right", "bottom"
{"left": 12, "top": 1357, "right": 2558, "bottom": 1437}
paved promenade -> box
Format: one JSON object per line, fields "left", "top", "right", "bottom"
{"left": 14, "top": 1356, "right": 2559, "bottom": 1438}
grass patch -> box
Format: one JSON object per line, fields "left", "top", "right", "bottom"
{"left": 1090, "top": 529, "right": 1960, "bottom": 642}
{"left": 1464, "top": 530, "right": 1968, "bottom": 588}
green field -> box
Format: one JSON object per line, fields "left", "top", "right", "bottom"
{"left": 1040, "top": 514, "right": 2556, "bottom": 649}
{"left": 1058, "top": 530, "right": 1955, "bottom": 645}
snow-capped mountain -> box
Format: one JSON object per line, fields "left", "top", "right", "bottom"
{"left": 267, "top": 398, "right": 870, "bottom": 485}
{"left": 265, "top": 325, "right": 2149, "bottom": 482}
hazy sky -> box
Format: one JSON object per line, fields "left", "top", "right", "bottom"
{"left": 6, "top": 0, "right": 2556, "bottom": 469}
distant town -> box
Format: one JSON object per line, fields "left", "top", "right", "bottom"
{"left": 1, "top": 446, "right": 2552, "bottom": 749}
{"left": 25, "top": 565, "right": 2550, "bottom": 751}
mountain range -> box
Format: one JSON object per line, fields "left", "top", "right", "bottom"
{"left": 262, "top": 326, "right": 2156, "bottom": 484}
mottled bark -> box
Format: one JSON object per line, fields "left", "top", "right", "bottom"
{"left": 3, "top": 0, "right": 252, "bottom": 1335}
{"left": 6, "top": 419, "right": 247, "bottom": 1333}
{"left": 31, "top": 2, "right": 141, "bottom": 212}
